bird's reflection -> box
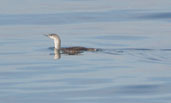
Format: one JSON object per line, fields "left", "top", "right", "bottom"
{"left": 51, "top": 48, "right": 86, "bottom": 60}
{"left": 54, "top": 49, "right": 61, "bottom": 59}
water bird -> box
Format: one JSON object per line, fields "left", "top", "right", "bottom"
{"left": 46, "top": 33, "right": 97, "bottom": 55}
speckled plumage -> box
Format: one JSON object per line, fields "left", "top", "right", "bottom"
{"left": 48, "top": 33, "right": 97, "bottom": 55}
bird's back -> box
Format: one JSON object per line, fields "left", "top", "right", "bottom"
{"left": 61, "top": 46, "right": 96, "bottom": 55}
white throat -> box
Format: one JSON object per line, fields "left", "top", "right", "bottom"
{"left": 54, "top": 38, "right": 61, "bottom": 49}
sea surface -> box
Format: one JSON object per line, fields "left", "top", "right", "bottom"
{"left": 0, "top": 0, "right": 171, "bottom": 103}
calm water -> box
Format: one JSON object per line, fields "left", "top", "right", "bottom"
{"left": 0, "top": 0, "right": 171, "bottom": 103}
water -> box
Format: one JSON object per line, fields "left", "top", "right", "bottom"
{"left": 0, "top": 0, "right": 171, "bottom": 103}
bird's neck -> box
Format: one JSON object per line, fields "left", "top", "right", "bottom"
{"left": 54, "top": 38, "right": 61, "bottom": 49}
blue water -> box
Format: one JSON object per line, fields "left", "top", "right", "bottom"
{"left": 0, "top": 0, "right": 171, "bottom": 103}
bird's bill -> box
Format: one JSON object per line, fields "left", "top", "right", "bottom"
{"left": 43, "top": 34, "right": 49, "bottom": 37}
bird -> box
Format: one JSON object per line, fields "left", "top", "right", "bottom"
{"left": 46, "top": 33, "right": 97, "bottom": 55}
